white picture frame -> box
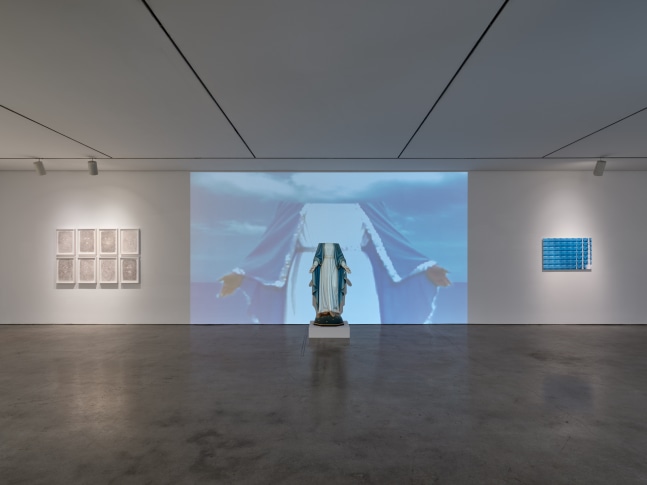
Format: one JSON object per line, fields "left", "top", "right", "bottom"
{"left": 120, "top": 229, "right": 140, "bottom": 255}
{"left": 78, "top": 257, "right": 97, "bottom": 284}
{"left": 56, "top": 258, "right": 75, "bottom": 284}
{"left": 99, "top": 229, "right": 118, "bottom": 256}
{"left": 77, "top": 228, "right": 97, "bottom": 256}
{"left": 120, "top": 257, "right": 140, "bottom": 284}
{"left": 56, "top": 229, "right": 75, "bottom": 256}
{"left": 99, "top": 258, "right": 118, "bottom": 284}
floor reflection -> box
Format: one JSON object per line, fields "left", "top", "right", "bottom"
{"left": 543, "top": 374, "right": 594, "bottom": 411}
{"left": 308, "top": 339, "right": 349, "bottom": 425}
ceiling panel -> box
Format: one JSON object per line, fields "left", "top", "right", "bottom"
{"left": 0, "top": 107, "right": 104, "bottom": 159}
{"left": 0, "top": 0, "right": 251, "bottom": 158}
{"left": 549, "top": 109, "right": 647, "bottom": 159}
{"left": 1, "top": 1, "right": 646, "bottom": 171}
{"left": 402, "top": 0, "right": 647, "bottom": 158}
{"left": 149, "top": 0, "right": 504, "bottom": 158}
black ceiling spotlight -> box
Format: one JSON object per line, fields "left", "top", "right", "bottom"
{"left": 88, "top": 158, "right": 98, "bottom": 176}
{"left": 34, "top": 159, "right": 46, "bottom": 175}
{"left": 593, "top": 159, "right": 606, "bottom": 176}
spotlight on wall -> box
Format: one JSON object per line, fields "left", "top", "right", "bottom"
{"left": 88, "top": 159, "right": 98, "bottom": 176}
{"left": 593, "top": 159, "right": 606, "bottom": 176}
{"left": 34, "top": 159, "right": 46, "bottom": 176}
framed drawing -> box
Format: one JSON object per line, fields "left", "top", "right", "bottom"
{"left": 77, "top": 229, "right": 96, "bottom": 256}
{"left": 99, "top": 229, "right": 118, "bottom": 256}
{"left": 99, "top": 258, "right": 118, "bottom": 284}
{"left": 120, "top": 229, "right": 140, "bottom": 255}
{"left": 56, "top": 229, "right": 75, "bottom": 256}
{"left": 56, "top": 258, "right": 75, "bottom": 284}
{"left": 542, "top": 237, "right": 592, "bottom": 271}
{"left": 78, "top": 258, "right": 97, "bottom": 284}
{"left": 120, "top": 257, "right": 140, "bottom": 284}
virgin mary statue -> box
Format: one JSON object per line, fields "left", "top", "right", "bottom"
{"left": 309, "top": 243, "right": 351, "bottom": 326}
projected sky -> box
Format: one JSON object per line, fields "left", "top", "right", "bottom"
{"left": 191, "top": 172, "right": 467, "bottom": 324}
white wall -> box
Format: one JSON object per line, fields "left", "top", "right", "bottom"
{"left": 2, "top": 170, "right": 646, "bottom": 324}
{"left": 0, "top": 171, "right": 189, "bottom": 323}
{"left": 469, "top": 171, "right": 647, "bottom": 324}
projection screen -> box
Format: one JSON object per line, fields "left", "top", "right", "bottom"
{"left": 191, "top": 172, "right": 467, "bottom": 324}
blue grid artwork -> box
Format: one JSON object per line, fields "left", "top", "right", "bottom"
{"left": 542, "top": 238, "right": 592, "bottom": 271}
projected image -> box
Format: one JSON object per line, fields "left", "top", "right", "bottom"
{"left": 191, "top": 172, "right": 467, "bottom": 324}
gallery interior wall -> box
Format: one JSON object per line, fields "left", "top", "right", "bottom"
{"left": 0, "top": 171, "right": 189, "bottom": 324}
{"left": 469, "top": 171, "right": 647, "bottom": 324}
{"left": 1, "top": 170, "right": 646, "bottom": 324}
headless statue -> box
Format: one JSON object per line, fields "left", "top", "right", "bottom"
{"left": 309, "top": 243, "right": 351, "bottom": 326}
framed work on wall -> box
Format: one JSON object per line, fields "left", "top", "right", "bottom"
{"left": 77, "top": 229, "right": 96, "bottom": 256}
{"left": 55, "top": 228, "right": 141, "bottom": 286}
{"left": 120, "top": 257, "right": 140, "bottom": 284}
{"left": 99, "top": 229, "right": 118, "bottom": 256}
{"left": 56, "top": 229, "right": 75, "bottom": 256}
{"left": 120, "top": 229, "right": 140, "bottom": 255}
{"left": 542, "top": 237, "right": 592, "bottom": 271}
{"left": 99, "top": 258, "right": 119, "bottom": 284}
{"left": 56, "top": 258, "right": 75, "bottom": 283}
{"left": 78, "top": 258, "right": 97, "bottom": 284}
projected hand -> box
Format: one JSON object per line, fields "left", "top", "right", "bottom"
{"left": 219, "top": 272, "right": 244, "bottom": 297}
{"left": 426, "top": 265, "right": 451, "bottom": 287}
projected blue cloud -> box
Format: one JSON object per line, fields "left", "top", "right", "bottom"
{"left": 191, "top": 172, "right": 467, "bottom": 324}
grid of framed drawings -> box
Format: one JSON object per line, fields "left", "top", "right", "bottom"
{"left": 56, "top": 228, "right": 140, "bottom": 285}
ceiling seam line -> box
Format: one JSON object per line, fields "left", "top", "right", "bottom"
{"left": 542, "top": 106, "right": 647, "bottom": 158}
{"left": 396, "top": 0, "right": 510, "bottom": 159}
{"left": 140, "top": 0, "right": 256, "bottom": 158}
{"left": 0, "top": 105, "right": 112, "bottom": 158}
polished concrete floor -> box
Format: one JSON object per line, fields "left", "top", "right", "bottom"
{"left": 1, "top": 324, "right": 646, "bottom": 484}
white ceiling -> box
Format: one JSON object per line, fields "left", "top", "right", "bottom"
{"left": 1, "top": 0, "right": 646, "bottom": 172}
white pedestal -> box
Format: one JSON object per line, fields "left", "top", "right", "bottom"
{"left": 309, "top": 321, "right": 350, "bottom": 339}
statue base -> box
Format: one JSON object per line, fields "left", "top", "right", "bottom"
{"left": 313, "top": 313, "right": 344, "bottom": 326}
{"left": 309, "top": 321, "right": 349, "bottom": 339}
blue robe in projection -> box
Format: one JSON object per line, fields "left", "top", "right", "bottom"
{"left": 232, "top": 201, "right": 439, "bottom": 324}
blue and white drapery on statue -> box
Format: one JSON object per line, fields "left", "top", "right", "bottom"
{"left": 229, "top": 202, "right": 439, "bottom": 324}
{"left": 309, "top": 243, "right": 350, "bottom": 323}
